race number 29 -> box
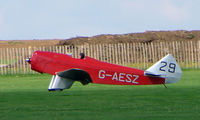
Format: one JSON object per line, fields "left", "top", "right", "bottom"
{"left": 159, "top": 61, "right": 176, "bottom": 73}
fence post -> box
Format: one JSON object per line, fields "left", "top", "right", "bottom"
{"left": 0, "top": 48, "right": 2, "bottom": 75}
{"left": 198, "top": 40, "right": 200, "bottom": 68}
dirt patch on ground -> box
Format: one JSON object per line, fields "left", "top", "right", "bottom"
{"left": 58, "top": 30, "right": 200, "bottom": 46}
{"left": 0, "top": 39, "right": 60, "bottom": 48}
{"left": 0, "top": 30, "right": 199, "bottom": 48}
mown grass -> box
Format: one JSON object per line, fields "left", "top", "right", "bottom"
{"left": 0, "top": 70, "right": 199, "bottom": 120}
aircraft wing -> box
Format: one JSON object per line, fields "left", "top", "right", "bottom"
{"left": 57, "top": 69, "right": 92, "bottom": 85}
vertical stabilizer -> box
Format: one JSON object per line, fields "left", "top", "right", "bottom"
{"left": 144, "top": 54, "right": 182, "bottom": 84}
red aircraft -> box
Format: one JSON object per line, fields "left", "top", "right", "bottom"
{"left": 26, "top": 51, "right": 182, "bottom": 91}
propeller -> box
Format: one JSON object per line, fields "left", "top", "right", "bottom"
{"left": 26, "top": 58, "right": 31, "bottom": 63}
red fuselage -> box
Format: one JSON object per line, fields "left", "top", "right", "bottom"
{"left": 29, "top": 51, "right": 165, "bottom": 85}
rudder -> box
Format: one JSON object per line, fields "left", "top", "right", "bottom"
{"left": 144, "top": 54, "right": 182, "bottom": 84}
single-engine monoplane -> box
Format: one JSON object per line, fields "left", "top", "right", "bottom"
{"left": 26, "top": 51, "right": 182, "bottom": 91}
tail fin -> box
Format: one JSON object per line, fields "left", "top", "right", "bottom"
{"left": 144, "top": 54, "right": 182, "bottom": 84}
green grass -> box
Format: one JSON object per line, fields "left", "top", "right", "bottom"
{"left": 0, "top": 70, "right": 200, "bottom": 120}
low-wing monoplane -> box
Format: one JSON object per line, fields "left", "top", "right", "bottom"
{"left": 26, "top": 51, "right": 182, "bottom": 91}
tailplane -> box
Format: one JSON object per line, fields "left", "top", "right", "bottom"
{"left": 144, "top": 54, "right": 182, "bottom": 84}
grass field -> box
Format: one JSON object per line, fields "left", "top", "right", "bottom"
{"left": 0, "top": 70, "right": 199, "bottom": 120}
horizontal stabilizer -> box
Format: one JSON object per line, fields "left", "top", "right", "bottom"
{"left": 144, "top": 71, "right": 162, "bottom": 77}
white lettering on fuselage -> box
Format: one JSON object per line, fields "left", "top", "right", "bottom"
{"left": 98, "top": 70, "right": 139, "bottom": 84}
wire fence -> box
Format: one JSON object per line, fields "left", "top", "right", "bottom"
{"left": 0, "top": 40, "right": 200, "bottom": 75}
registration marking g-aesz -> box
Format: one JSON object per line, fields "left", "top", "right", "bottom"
{"left": 98, "top": 70, "right": 139, "bottom": 84}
